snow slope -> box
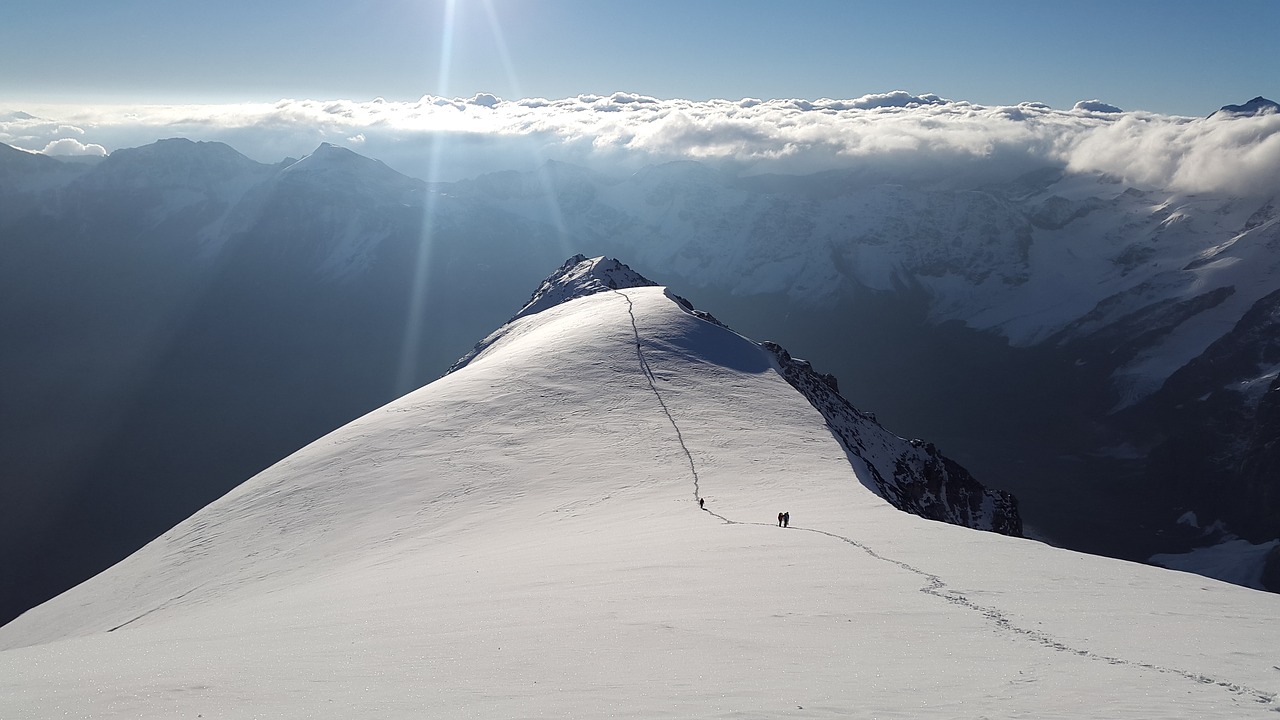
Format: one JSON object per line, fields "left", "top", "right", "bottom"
{"left": 3, "top": 262, "right": 1279, "bottom": 718}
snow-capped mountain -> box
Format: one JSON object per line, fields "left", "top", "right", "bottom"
{"left": 455, "top": 255, "right": 1021, "bottom": 536}
{"left": 1210, "top": 96, "right": 1280, "bottom": 118}
{"left": 2, "top": 119, "right": 1279, "bottom": 632}
{"left": 2, "top": 255, "right": 1276, "bottom": 719}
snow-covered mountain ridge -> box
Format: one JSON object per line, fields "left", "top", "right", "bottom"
{"left": 458, "top": 255, "right": 1021, "bottom": 535}
{"left": 514, "top": 253, "right": 659, "bottom": 320}
{"left": 2, "top": 131, "right": 1278, "bottom": 631}
{"left": 2, "top": 255, "right": 1277, "bottom": 718}
{"left": 444, "top": 155, "right": 1280, "bottom": 578}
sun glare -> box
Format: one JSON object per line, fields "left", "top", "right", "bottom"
{"left": 396, "top": 0, "right": 573, "bottom": 393}
{"left": 395, "top": 0, "right": 460, "bottom": 394}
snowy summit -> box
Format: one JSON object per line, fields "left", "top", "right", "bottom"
{"left": 1, "top": 256, "right": 1278, "bottom": 718}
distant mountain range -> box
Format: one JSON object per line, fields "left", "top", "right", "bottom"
{"left": 1, "top": 120, "right": 1278, "bottom": 624}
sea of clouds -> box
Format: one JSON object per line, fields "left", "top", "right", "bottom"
{"left": 3, "top": 91, "right": 1278, "bottom": 194}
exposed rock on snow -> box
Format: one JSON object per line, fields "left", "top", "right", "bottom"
{"left": 513, "top": 254, "right": 657, "bottom": 321}
{"left": 761, "top": 342, "right": 1022, "bottom": 536}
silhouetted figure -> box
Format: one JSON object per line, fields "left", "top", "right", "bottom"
{"left": 699, "top": 498, "right": 705, "bottom": 510}
{"left": 778, "top": 512, "right": 785, "bottom": 527}
{"left": 782, "top": 512, "right": 790, "bottom": 528}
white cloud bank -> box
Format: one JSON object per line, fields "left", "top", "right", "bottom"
{"left": 40, "top": 137, "right": 107, "bottom": 156}
{"left": 2, "top": 92, "right": 1278, "bottom": 194}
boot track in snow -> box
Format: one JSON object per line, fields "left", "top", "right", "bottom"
{"left": 613, "top": 288, "right": 1278, "bottom": 710}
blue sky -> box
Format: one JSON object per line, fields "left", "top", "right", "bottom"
{"left": 3, "top": 0, "right": 1276, "bottom": 115}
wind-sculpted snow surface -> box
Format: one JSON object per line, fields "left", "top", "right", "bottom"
{"left": 761, "top": 341, "right": 1022, "bottom": 536}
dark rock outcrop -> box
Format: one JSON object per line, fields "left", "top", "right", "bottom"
{"left": 761, "top": 342, "right": 1022, "bottom": 536}
{"left": 1262, "top": 545, "right": 1280, "bottom": 593}
{"left": 1239, "top": 376, "right": 1280, "bottom": 541}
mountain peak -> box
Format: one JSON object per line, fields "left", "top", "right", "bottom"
{"left": 312, "top": 141, "right": 355, "bottom": 156}
{"left": 84, "top": 138, "right": 262, "bottom": 190}
{"left": 1210, "top": 96, "right": 1279, "bottom": 118}
{"left": 105, "top": 137, "right": 239, "bottom": 160}
{"left": 283, "top": 142, "right": 372, "bottom": 171}
{"left": 279, "top": 142, "right": 422, "bottom": 196}
{"left": 446, "top": 256, "right": 659, "bottom": 374}
{"left": 513, "top": 255, "right": 658, "bottom": 321}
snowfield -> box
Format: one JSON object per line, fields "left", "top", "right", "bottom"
{"left": 3, "top": 264, "right": 1279, "bottom": 718}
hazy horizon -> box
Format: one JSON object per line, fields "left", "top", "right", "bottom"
{"left": 4, "top": 0, "right": 1277, "bottom": 113}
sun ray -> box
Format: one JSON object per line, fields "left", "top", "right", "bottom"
{"left": 395, "top": 0, "right": 460, "bottom": 394}
{"left": 480, "top": 0, "right": 574, "bottom": 260}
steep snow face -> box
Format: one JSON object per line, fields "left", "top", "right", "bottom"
{"left": 2, "top": 273, "right": 1278, "bottom": 718}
